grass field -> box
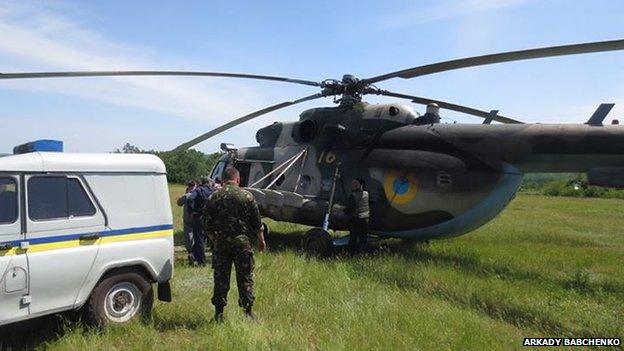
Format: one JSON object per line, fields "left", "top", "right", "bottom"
{"left": 1, "top": 184, "right": 623, "bottom": 350}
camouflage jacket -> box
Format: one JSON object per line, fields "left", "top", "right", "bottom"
{"left": 203, "top": 183, "right": 262, "bottom": 243}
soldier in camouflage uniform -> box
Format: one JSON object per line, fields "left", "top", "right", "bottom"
{"left": 203, "top": 167, "right": 266, "bottom": 322}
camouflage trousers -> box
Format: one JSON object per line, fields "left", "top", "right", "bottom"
{"left": 211, "top": 235, "right": 255, "bottom": 309}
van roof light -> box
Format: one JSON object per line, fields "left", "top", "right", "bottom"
{"left": 13, "top": 140, "right": 64, "bottom": 154}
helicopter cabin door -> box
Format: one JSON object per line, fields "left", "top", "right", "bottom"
{"left": 234, "top": 161, "right": 251, "bottom": 187}
{"left": 235, "top": 161, "right": 273, "bottom": 188}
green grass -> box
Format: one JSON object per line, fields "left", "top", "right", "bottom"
{"left": 1, "top": 187, "right": 623, "bottom": 350}
{"left": 169, "top": 183, "right": 185, "bottom": 233}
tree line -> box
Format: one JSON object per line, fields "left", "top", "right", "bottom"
{"left": 521, "top": 173, "right": 624, "bottom": 199}
{"left": 114, "top": 143, "right": 222, "bottom": 184}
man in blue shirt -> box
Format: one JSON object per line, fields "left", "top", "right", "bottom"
{"left": 187, "top": 177, "right": 216, "bottom": 265}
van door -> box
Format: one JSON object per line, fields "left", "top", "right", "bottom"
{"left": 24, "top": 174, "right": 105, "bottom": 314}
{"left": 0, "top": 175, "right": 29, "bottom": 324}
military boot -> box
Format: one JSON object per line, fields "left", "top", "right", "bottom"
{"left": 214, "top": 306, "right": 224, "bottom": 323}
{"left": 244, "top": 306, "right": 256, "bottom": 321}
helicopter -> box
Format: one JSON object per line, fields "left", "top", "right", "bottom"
{"left": 2, "top": 38, "right": 624, "bottom": 256}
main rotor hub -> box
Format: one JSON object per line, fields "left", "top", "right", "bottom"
{"left": 341, "top": 74, "right": 358, "bottom": 85}
{"left": 321, "top": 74, "right": 376, "bottom": 105}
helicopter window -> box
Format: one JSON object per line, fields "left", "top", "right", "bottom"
{"left": 298, "top": 120, "right": 317, "bottom": 142}
{"left": 211, "top": 161, "right": 226, "bottom": 180}
{"left": 275, "top": 174, "right": 286, "bottom": 187}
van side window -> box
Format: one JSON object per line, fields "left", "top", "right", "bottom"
{"left": 28, "top": 176, "right": 96, "bottom": 220}
{"left": 0, "top": 177, "right": 18, "bottom": 224}
{"left": 68, "top": 178, "right": 96, "bottom": 217}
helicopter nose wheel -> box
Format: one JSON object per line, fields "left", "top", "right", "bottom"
{"left": 302, "top": 228, "right": 332, "bottom": 257}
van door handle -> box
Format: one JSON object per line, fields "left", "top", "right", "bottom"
{"left": 79, "top": 233, "right": 100, "bottom": 241}
{"left": 0, "top": 243, "right": 13, "bottom": 250}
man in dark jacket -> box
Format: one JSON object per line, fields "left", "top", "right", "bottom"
{"left": 176, "top": 180, "right": 197, "bottom": 265}
{"left": 203, "top": 167, "right": 265, "bottom": 322}
{"left": 344, "top": 178, "right": 370, "bottom": 255}
{"left": 188, "top": 177, "right": 215, "bottom": 265}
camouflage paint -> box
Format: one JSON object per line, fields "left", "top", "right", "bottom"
{"left": 210, "top": 102, "right": 624, "bottom": 240}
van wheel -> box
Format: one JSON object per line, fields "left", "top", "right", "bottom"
{"left": 84, "top": 271, "right": 153, "bottom": 327}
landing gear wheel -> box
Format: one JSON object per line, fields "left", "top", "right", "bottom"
{"left": 84, "top": 270, "right": 153, "bottom": 327}
{"left": 302, "top": 228, "right": 332, "bottom": 257}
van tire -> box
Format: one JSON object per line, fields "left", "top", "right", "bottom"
{"left": 84, "top": 270, "right": 153, "bottom": 327}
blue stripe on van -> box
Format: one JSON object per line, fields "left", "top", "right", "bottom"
{"left": 3, "top": 224, "right": 174, "bottom": 247}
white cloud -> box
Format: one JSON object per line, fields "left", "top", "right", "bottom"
{"left": 0, "top": 1, "right": 265, "bottom": 127}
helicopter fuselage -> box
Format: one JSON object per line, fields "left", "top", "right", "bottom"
{"left": 211, "top": 102, "right": 624, "bottom": 240}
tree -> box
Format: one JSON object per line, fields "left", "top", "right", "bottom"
{"left": 113, "top": 143, "right": 143, "bottom": 154}
{"left": 113, "top": 143, "right": 223, "bottom": 183}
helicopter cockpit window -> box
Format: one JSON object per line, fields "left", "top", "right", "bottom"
{"left": 211, "top": 161, "right": 226, "bottom": 180}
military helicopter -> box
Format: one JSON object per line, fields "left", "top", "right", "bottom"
{"left": 3, "top": 39, "right": 624, "bottom": 255}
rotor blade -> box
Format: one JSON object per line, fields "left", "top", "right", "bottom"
{"left": 173, "top": 93, "right": 326, "bottom": 151}
{"left": 364, "top": 39, "right": 624, "bottom": 84}
{"left": 0, "top": 71, "right": 321, "bottom": 87}
{"left": 375, "top": 90, "right": 523, "bottom": 124}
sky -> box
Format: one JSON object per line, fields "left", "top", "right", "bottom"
{"left": 0, "top": 0, "right": 623, "bottom": 154}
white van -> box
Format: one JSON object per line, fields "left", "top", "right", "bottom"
{"left": 0, "top": 148, "right": 174, "bottom": 327}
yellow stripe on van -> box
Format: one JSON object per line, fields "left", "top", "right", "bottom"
{"left": 13, "top": 229, "right": 174, "bottom": 254}
{"left": 99, "top": 229, "right": 173, "bottom": 244}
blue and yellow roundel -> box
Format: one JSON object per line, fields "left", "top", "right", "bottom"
{"left": 383, "top": 172, "right": 418, "bottom": 205}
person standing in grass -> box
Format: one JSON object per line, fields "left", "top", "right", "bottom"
{"left": 203, "top": 167, "right": 266, "bottom": 322}
{"left": 177, "top": 180, "right": 197, "bottom": 265}
{"left": 344, "top": 178, "right": 370, "bottom": 255}
{"left": 189, "top": 177, "right": 216, "bottom": 266}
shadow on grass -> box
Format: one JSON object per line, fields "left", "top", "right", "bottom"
{"left": 263, "top": 233, "right": 586, "bottom": 336}
{"left": 0, "top": 312, "right": 211, "bottom": 350}
{"left": 152, "top": 314, "right": 208, "bottom": 332}
{"left": 0, "top": 313, "right": 73, "bottom": 350}
{"left": 266, "top": 227, "right": 623, "bottom": 300}
{"left": 265, "top": 230, "right": 306, "bottom": 253}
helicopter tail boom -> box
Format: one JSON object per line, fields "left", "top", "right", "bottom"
{"left": 376, "top": 123, "right": 624, "bottom": 180}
